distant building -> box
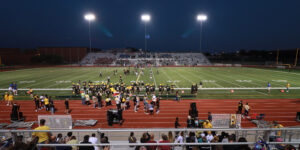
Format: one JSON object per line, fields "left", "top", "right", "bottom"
{"left": 38, "top": 47, "right": 88, "bottom": 63}
{"left": 0, "top": 48, "right": 33, "bottom": 65}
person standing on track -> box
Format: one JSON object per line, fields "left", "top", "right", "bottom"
{"left": 97, "top": 92, "right": 102, "bottom": 109}
{"left": 175, "top": 117, "right": 180, "bottom": 128}
{"left": 156, "top": 96, "right": 160, "bottom": 114}
{"left": 44, "top": 95, "right": 49, "bottom": 111}
{"left": 267, "top": 82, "right": 271, "bottom": 93}
{"left": 4, "top": 92, "right": 9, "bottom": 106}
{"left": 34, "top": 94, "right": 40, "bottom": 112}
{"left": 81, "top": 92, "right": 86, "bottom": 105}
{"left": 208, "top": 112, "right": 212, "bottom": 122}
{"left": 65, "top": 98, "right": 69, "bottom": 114}
{"left": 244, "top": 103, "right": 250, "bottom": 116}
{"left": 175, "top": 90, "right": 180, "bottom": 102}
{"left": 8, "top": 93, "right": 14, "bottom": 106}
{"left": 237, "top": 100, "right": 243, "bottom": 114}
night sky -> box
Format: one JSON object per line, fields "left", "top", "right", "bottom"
{"left": 0, "top": 0, "right": 300, "bottom": 52}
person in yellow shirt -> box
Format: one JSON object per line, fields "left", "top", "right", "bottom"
{"left": 203, "top": 120, "right": 213, "bottom": 129}
{"left": 27, "top": 88, "right": 34, "bottom": 98}
{"left": 203, "top": 120, "right": 213, "bottom": 135}
{"left": 4, "top": 92, "right": 9, "bottom": 106}
{"left": 8, "top": 93, "right": 14, "bottom": 106}
{"left": 286, "top": 83, "right": 290, "bottom": 92}
{"left": 32, "top": 119, "right": 50, "bottom": 148}
{"left": 44, "top": 95, "right": 49, "bottom": 111}
{"left": 274, "top": 121, "right": 284, "bottom": 137}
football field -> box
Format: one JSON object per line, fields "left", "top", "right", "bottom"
{"left": 1, "top": 66, "right": 300, "bottom": 99}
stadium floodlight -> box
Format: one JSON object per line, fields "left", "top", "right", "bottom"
{"left": 141, "top": 14, "right": 151, "bottom": 51}
{"left": 84, "top": 14, "right": 96, "bottom": 21}
{"left": 197, "top": 14, "right": 207, "bottom": 21}
{"left": 196, "top": 14, "right": 207, "bottom": 52}
{"left": 84, "top": 13, "right": 96, "bottom": 53}
{"left": 141, "top": 14, "right": 151, "bottom": 22}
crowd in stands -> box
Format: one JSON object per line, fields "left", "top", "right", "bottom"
{"left": 80, "top": 51, "right": 211, "bottom": 66}
{"left": 94, "top": 58, "right": 113, "bottom": 65}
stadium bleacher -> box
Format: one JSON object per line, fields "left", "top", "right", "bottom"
{"left": 80, "top": 51, "right": 211, "bottom": 66}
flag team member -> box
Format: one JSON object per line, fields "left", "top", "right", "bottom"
{"left": 8, "top": 93, "right": 14, "bottom": 106}
{"left": 267, "top": 82, "right": 271, "bottom": 93}
{"left": 44, "top": 95, "right": 49, "bottom": 111}
{"left": 34, "top": 95, "right": 40, "bottom": 112}
{"left": 4, "top": 92, "right": 9, "bottom": 106}
{"left": 286, "top": 82, "right": 290, "bottom": 92}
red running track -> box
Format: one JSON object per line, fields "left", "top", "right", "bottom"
{"left": 1, "top": 99, "right": 300, "bottom": 129}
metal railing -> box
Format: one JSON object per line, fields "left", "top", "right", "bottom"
{"left": 1, "top": 128, "right": 300, "bottom": 149}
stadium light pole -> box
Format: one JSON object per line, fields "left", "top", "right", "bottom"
{"left": 141, "top": 14, "right": 151, "bottom": 51}
{"left": 197, "top": 14, "right": 207, "bottom": 52}
{"left": 84, "top": 13, "right": 96, "bottom": 53}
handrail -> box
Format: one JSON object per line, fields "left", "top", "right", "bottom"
{"left": 37, "top": 142, "right": 300, "bottom": 147}
{"left": 0, "top": 127, "right": 299, "bottom": 132}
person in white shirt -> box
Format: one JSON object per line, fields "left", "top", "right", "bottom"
{"left": 174, "top": 132, "right": 184, "bottom": 143}
{"left": 152, "top": 94, "right": 156, "bottom": 105}
{"left": 244, "top": 103, "right": 250, "bottom": 116}
{"left": 89, "top": 133, "right": 99, "bottom": 150}
{"left": 206, "top": 132, "right": 214, "bottom": 143}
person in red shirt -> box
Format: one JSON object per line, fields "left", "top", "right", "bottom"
{"left": 158, "top": 134, "right": 170, "bottom": 150}
{"left": 147, "top": 134, "right": 157, "bottom": 150}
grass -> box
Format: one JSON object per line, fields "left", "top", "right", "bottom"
{"left": 1, "top": 66, "right": 300, "bottom": 99}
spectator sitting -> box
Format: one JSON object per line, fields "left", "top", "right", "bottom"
{"left": 13, "top": 135, "right": 28, "bottom": 150}
{"left": 89, "top": 133, "right": 99, "bottom": 150}
{"left": 100, "top": 134, "right": 109, "bottom": 150}
{"left": 199, "top": 137, "right": 210, "bottom": 150}
{"left": 56, "top": 136, "right": 72, "bottom": 150}
{"left": 168, "top": 131, "right": 174, "bottom": 143}
{"left": 238, "top": 137, "right": 251, "bottom": 150}
{"left": 275, "top": 137, "right": 285, "bottom": 150}
{"left": 186, "top": 132, "right": 197, "bottom": 150}
{"left": 79, "top": 135, "right": 94, "bottom": 150}
{"left": 56, "top": 133, "right": 64, "bottom": 143}
{"left": 67, "top": 136, "right": 78, "bottom": 150}
{"left": 128, "top": 132, "right": 137, "bottom": 148}
{"left": 223, "top": 134, "right": 239, "bottom": 150}
{"left": 65, "top": 132, "right": 73, "bottom": 143}
{"left": 206, "top": 132, "right": 214, "bottom": 143}
{"left": 174, "top": 131, "right": 184, "bottom": 143}
{"left": 147, "top": 134, "right": 157, "bottom": 150}
{"left": 187, "top": 116, "right": 192, "bottom": 128}
{"left": 158, "top": 134, "right": 170, "bottom": 150}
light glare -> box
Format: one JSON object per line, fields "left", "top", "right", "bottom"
{"left": 141, "top": 14, "right": 151, "bottom": 22}
{"left": 85, "top": 13, "right": 96, "bottom": 21}
{"left": 197, "top": 14, "right": 207, "bottom": 21}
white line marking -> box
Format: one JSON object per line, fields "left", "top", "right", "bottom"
{"left": 151, "top": 68, "right": 157, "bottom": 88}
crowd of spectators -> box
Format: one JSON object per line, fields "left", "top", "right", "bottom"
{"left": 0, "top": 128, "right": 110, "bottom": 150}
{"left": 80, "top": 52, "right": 211, "bottom": 66}
{"left": 94, "top": 58, "right": 114, "bottom": 65}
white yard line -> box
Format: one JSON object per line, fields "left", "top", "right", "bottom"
{"left": 1, "top": 87, "right": 300, "bottom": 91}
{"left": 151, "top": 68, "right": 158, "bottom": 88}
{"left": 46, "top": 68, "right": 91, "bottom": 88}
{"left": 183, "top": 68, "right": 223, "bottom": 87}
{"left": 251, "top": 68, "right": 300, "bottom": 84}
{"left": 160, "top": 68, "right": 179, "bottom": 87}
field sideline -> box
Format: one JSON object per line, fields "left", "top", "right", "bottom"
{"left": 1, "top": 66, "right": 300, "bottom": 99}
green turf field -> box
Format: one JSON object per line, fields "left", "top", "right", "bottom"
{"left": 1, "top": 67, "right": 300, "bottom": 99}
